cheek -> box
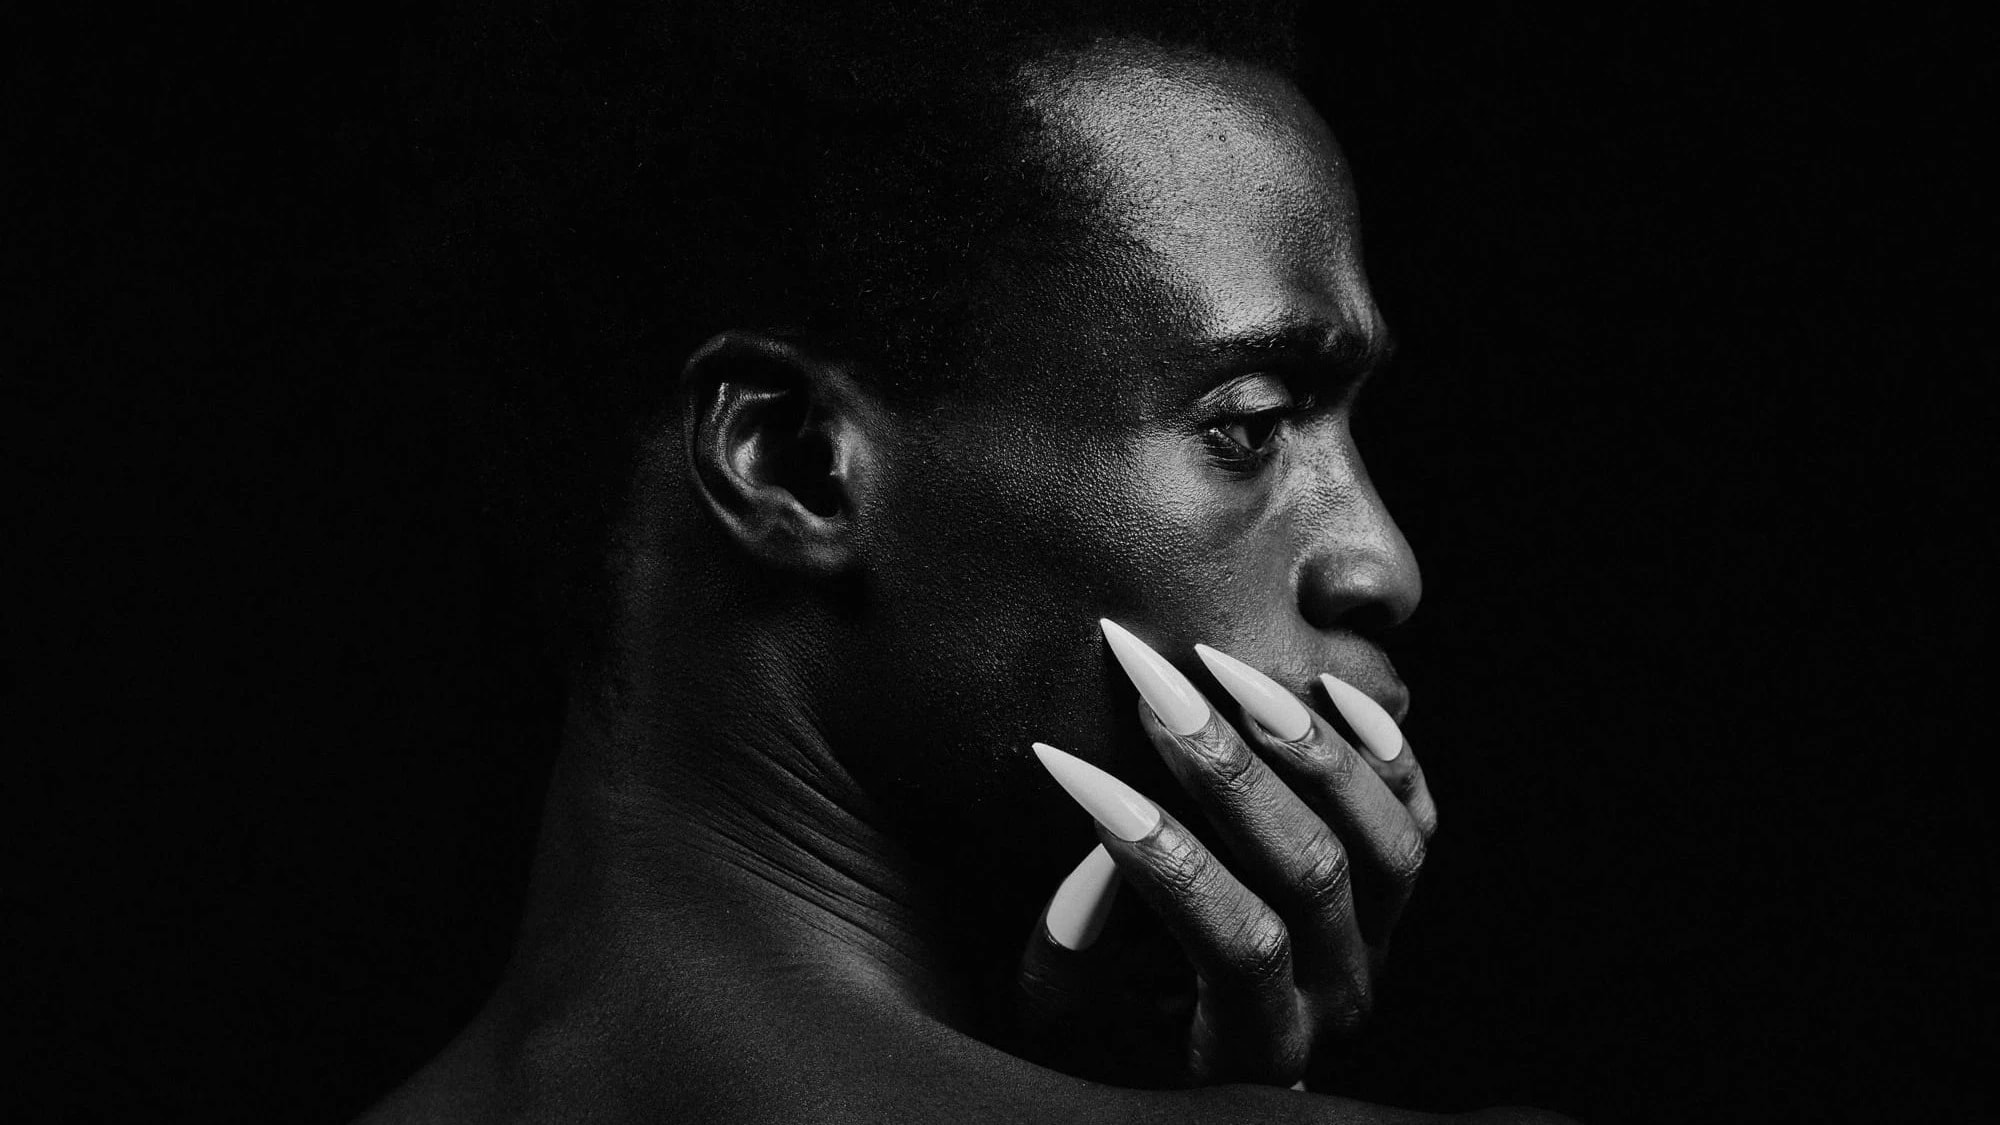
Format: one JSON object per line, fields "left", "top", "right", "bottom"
{"left": 879, "top": 417, "right": 1289, "bottom": 639}
{"left": 840, "top": 416, "right": 1304, "bottom": 870}
{"left": 1089, "top": 438, "right": 1289, "bottom": 619}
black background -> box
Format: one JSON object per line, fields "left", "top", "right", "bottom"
{"left": 11, "top": 3, "right": 1991, "bottom": 1122}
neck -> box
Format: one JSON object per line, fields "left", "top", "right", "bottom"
{"left": 498, "top": 641, "right": 977, "bottom": 1029}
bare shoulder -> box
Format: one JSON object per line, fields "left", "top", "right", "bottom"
{"left": 351, "top": 986, "right": 1579, "bottom": 1125}
{"left": 356, "top": 1048, "right": 1578, "bottom": 1125}
{"left": 1448, "top": 1108, "right": 1584, "bottom": 1125}
{"left": 757, "top": 1014, "right": 1584, "bottom": 1125}
{"left": 987, "top": 1083, "right": 1583, "bottom": 1125}
{"left": 349, "top": 1008, "right": 523, "bottom": 1125}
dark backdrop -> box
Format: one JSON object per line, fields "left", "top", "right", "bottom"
{"left": 11, "top": 4, "right": 1990, "bottom": 1122}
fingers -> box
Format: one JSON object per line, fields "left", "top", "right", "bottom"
{"left": 1032, "top": 745, "right": 1307, "bottom": 1085}
{"left": 1013, "top": 845, "right": 1118, "bottom": 1050}
{"left": 1102, "top": 618, "right": 1423, "bottom": 947}
{"left": 1254, "top": 710, "right": 1427, "bottom": 948}
{"left": 1023, "top": 622, "right": 1440, "bottom": 1085}
{"left": 1102, "top": 620, "right": 1429, "bottom": 960}
{"left": 1190, "top": 643, "right": 1434, "bottom": 947}
{"left": 1097, "top": 627, "right": 1358, "bottom": 919}
{"left": 1013, "top": 845, "right": 1199, "bottom": 1087}
{"left": 1044, "top": 843, "right": 1122, "bottom": 953}
{"left": 1319, "top": 672, "right": 1439, "bottom": 840}
{"left": 1114, "top": 804, "right": 1310, "bottom": 1084}
{"left": 1127, "top": 701, "right": 1374, "bottom": 1004}
{"left": 1095, "top": 623, "right": 1380, "bottom": 1031}
{"left": 1232, "top": 681, "right": 1430, "bottom": 946}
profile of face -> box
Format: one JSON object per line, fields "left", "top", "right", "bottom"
{"left": 797, "top": 45, "right": 1421, "bottom": 884}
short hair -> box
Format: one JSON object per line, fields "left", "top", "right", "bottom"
{"left": 394, "top": 0, "right": 1301, "bottom": 670}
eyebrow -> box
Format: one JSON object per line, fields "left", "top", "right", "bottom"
{"left": 1183, "top": 317, "right": 1399, "bottom": 381}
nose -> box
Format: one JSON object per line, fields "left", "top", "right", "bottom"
{"left": 1296, "top": 472, "right": 1422, "bottom": 637}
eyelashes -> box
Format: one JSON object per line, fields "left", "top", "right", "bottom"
{"left": 1212, "top": 408, "right": 1288, "bottom": 459}
{"left": 1196, "top": 351, "right": 1384, "bottom": 476}
{"left": 1203, "top": 383, "right": 1322, "bottom": 473}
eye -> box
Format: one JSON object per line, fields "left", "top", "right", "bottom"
{"left": 1203, "top": 377, "right": 1318, "bottom": 471}
{"left": 1217, "top": 409, "right": 1287, "bottom": 454}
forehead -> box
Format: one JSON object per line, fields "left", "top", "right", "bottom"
{"left": 1023, "top": 43, "right": 1375, "bottom": 340}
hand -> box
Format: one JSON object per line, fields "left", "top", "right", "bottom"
{"left": 1009, "top": 620, "right": 1436, "bottom": 1089}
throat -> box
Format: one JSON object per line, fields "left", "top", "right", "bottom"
{"left": 508, "top": 716, "right": 979, "bottom": 1030}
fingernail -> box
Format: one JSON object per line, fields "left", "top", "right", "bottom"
{"left": 1046, "top": 844, "right": 1120, "bottom": 950}
{"left": 1032, "top": 742, "right": 1162, "bottom": 842}
{"left": 1099, "top": 618, "right": 1210, "bottom": 736}
{"left": 1319, "top": 673, "right": 1404, "bottom": 761}
{"left": 1194, "top": 644, "right": 1313, "bottom": 742}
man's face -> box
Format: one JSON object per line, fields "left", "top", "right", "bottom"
{"left": 840, "top": 46, "right": 1421, "bottom": 879}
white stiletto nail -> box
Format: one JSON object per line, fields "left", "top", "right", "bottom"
{"left": 1032, "top": 742, "right": 1162, "bottom": 842}
{"left": 1194, "top": 644, "right": 1313, "bottom": 742}
{"left": 1099, "top": 618, "right": 1210, "bottom": 736}
{"left": 1045, "top": 844, "right": 1120, "bottom": 951}
{"left": 1319, "top": 673, "right": 1405, "bottom": 762}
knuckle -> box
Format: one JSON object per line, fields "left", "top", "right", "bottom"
{"left": 1232, "top": 917, "right": 1295, "bottom": 988}
{"left": 1320, "top": 971, "right": 1375, "bottom": 1034}
{"left": 1270, "top": 1033, "right": 1313, "bottom": 1086}
{"left": 1309, "top": 734, "right": 1362, "bottom": 790}
{"left": 1403, "top": 766, "right": 1439, "bottom": 834}
{"left": 1295, "top": 832, "right": 1354, "bottom": 911}
{"left": 1194, "top": 992, "right": 1310, "bottom": 1088}
{"left": 1153, "top": 831, "right": 1213, "bottom": 900}
{"left": 1191, "top": 731, "right": 1260, "bottom": 793}
{"left": 1414, "top": 792, "right": 1440, "bottom": 840}
{"left": 1385, "top": 822, "right": 1427, "bottom": 884}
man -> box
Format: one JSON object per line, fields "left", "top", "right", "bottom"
{"left": 364, "top": 2, "right": 1570, "bottom": 1120}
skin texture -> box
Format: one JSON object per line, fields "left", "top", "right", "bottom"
{"left": 843, "top": 43, "right": 1417, "bottom": 874}
{"left": 360, "top": 40, "right": 1572, "bottom": 1125}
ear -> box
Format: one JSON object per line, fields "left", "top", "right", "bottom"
{"left": 679, "top": 330, "right": 879, "bottom": 576}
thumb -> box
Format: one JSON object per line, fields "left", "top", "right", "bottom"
{"left": 1042, "top": 844, "right": 1122, "bottom": 953}
{"left": 1014, "top": 845, "right": 1122, "bottom": 1023}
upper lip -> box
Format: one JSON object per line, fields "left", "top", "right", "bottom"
{"left": 1376, "top": 683, "right": 1412, "bottom": 725}
{"left": 1295, "top": 643, "right": 1408, "bottom": 724}
{"left": 1331, "top": 676, "right": 1409, "bottom": 726}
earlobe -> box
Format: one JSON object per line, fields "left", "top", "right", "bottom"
{"left": 679, "top": 331, "right": 872, "bottom": 576}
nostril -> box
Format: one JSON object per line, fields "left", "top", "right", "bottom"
{"left": 1298, "top": 561, "right": 1421, "bottom": 636}
{"left": 1345, "top": 597, "right": 1412, "bottom": 638}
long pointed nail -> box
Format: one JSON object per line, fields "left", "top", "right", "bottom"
{"left": 1046, "top": 844, "right": 1120, "bottom": 950}
{"left": 1194, "top": 644, "right": 1313, "bottom": 742}
{"left": 1032, "top": 742, "right": 1161, "bottom": 842}
{"left": 1099, "top": 618, "right": 1210, "bottom": 736}
{"left": 1319, "top": 673, "right": 1405, "bottom": 761}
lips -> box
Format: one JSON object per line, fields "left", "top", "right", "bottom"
{"left": 1366, "top": 676, "right": 1411, "bottom": 726}
{"left": 1314, "top": 674, "right": 1408, "bottom": 726}
{"left": 1107, "top": 622, "right": 1410, "bottom": 730}
{"left": 1203, "top": 659, "right": 1407, "bottom": 730}
{"left": 1293, "top": 646, "right": 1409, "bottom": 725}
